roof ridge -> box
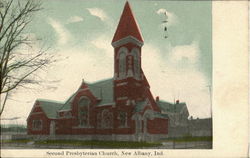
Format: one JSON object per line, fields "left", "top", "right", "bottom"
{"left": 158, "top": 99, "right": 186, "bottom": 105}
{"left": 88, "top": 78, "right": 113, "bottom": 85}
{"left": 58, "top": 92, "right": 77, "bottom": 111}
{"left": 36, "top": 98, "right": 64, "bottom": 104}
{"left": 158, "top": 100, "right": 173, "bottom": 104}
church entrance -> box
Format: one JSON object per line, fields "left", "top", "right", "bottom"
{"left": 135, "top": 116, "right": 142, "bottom": 141}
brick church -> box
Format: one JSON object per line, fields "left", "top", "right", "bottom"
{"left": 27, "top": 2, "right": 188, "bottom": 141}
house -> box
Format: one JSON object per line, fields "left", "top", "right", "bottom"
{"left": 27, "top": 2, "right": 188, "bottom": 141}
{"left": 157, "top": 99, "right": 189, "bottom": 127}
{"left": 157, "top": 99, "right": 190, "bottom": 137}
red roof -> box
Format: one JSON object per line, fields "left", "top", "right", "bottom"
{"left": 112, "top": 1, "right": 143, "bottom": 43}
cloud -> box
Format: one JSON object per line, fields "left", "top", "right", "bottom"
{"left": 1, "top": 45, "right": 114, "bottom": 125}
{"left": 67, "top": 16, "right": 84, "bottom": 23}
{"left": 48, "top": 18, "right": 71, "bottom": 45}
{"left": 86, "top": 8, "right": 114, "bottom": 28}
{"left": 169, "top": 41, "right": 200, "bottom": 66}
{"left": 87, "top": 8, "right": 108, "bottom": 21}
{"left": 142, "top": 42, "right": 211, "bottom": 118}
{"left": 156, "top": 8, "right": 178, "bottom": 26}
{"left": 90, "top": 34, "right": 113, "bottom": 58}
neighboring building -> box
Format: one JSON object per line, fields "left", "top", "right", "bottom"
{"left": 157, "top": 99, "right": 189, "bottom": 127}
{"left": 27, "top": 2, "right": 174, "bottom": 141}
{"left": 188, "top": 117, "right": 212, "bottom": 137}
{"left": 157, "top": 99, "right": 190, "bottom": 137}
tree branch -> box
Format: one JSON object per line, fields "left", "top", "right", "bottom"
{"left": 0, "top": 90, "right": 9, "bottom": 115}
{"left": 0, "top": 0, "right": 55, "bottom": 116}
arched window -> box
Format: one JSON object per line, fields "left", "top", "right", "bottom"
{"left": 119, "top": 51, "right": 126, "bottom": 79}
{"left": 117, "top": 47, "right": 128, "bottom": 79}
{"left": 118, "top": 111, "right": 127, "bottom": 127}
{"left": 78, "top": 97, "right": 90, "bottom": 127}
{"left": 97, "top": 110, "right": 113, "bottom": 129}
{"left": 132, "top": 48, "right": 140, "bottom": 79}
{"left": 102, "top": 110, "right": 113, "bottom": 129}
{"left": 32, "top": 120, "right": 42, "bottom": 130}
{"left": 97, "top": 112, "right": 102, "bottom": 128}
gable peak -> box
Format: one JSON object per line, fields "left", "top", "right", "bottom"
{"left": 112, "top": 1, "right": 144, "bottom": 44}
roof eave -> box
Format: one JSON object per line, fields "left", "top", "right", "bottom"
{"left": 112, "top": 35, "right": 144, "bottom": 48}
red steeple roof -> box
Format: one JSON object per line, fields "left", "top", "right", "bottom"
{"left": 112, "top": 1, "right": 143, "bottom": 43}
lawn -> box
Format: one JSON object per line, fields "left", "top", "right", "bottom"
{"left": 162, "top": 136, "right": 212, "bottom": 142}
{"left": 2, "top": 136, "right": 212, "bottom": 148}
{"left": 2, "top": 139, "right": 162, "bottom": 148}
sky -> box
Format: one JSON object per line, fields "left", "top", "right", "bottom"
{"left": 1, "top": 0, "right": 212, "bottom": 125}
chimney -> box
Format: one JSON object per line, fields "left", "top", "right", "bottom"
{"left": 156, "top": 96, "right": 159, "bottom": 102}
{"left": 176, "top": 100, "right": 179, "bottom": 104}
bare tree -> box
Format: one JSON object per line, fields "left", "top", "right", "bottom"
{"left": 0, "top": 0, "right": 55, "bottom": 116}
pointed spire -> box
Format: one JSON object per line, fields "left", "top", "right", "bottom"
{"left": 112, "top": 1, "right": 143, "bottom": 43}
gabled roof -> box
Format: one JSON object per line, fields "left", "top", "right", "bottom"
{"left": 134, "top": 100, "right": 148, "bottom": 112}
{"left": 157, "top": 100, "right": 187, "bottom": 113}
{"left": 112, "top": 1, "right": 143, "bottom": 43}
{"left": 58, "top": 93, "right": 77, "bottom": 111}
{"left": 87, "top": 78, "right": 114, "bottom": 106}
{"left": 36, "top": 99, "right": 63, "bottom": 119}
{"left": 153, "top": 112, "right": 169, "bottom": 119}
{"left": 57, "top": 78, "right": 114, "bottom": 111}
{"left": 134, "top": 102, "right": 169, "bottom": 119}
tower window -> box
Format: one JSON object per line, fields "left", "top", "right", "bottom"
{"left": 132, "top": 48, "right": 140, "bottom": 79}
{"left": 119, "top": 51, "right": 126, "bottom": 79}
{"left": 117, "top": 47, "right": 128, "bottom": 79}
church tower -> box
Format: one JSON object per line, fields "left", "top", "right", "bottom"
{"left": 112, "top": 2, "right": 146, "bottom": 107}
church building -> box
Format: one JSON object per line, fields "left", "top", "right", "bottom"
{"left": 27, "top": 2, "right": 180, "bottom": 141}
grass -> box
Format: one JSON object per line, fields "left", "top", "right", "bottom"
{"left": 2, "top": 139, "right": 162, "bottom": 148}
{"left": 2, "top": 136, "right": 212, "bottom": 148}
{"left": 38, "top": 140, "right": 162, "bottom": 148}
{"left": 2, "top": 139, "right": 31, "bottom": 144}
{"left": 162, "top": 136, "right": 212, "bottom": 142}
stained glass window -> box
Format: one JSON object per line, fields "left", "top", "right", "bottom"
{"left": 78, "top": 97, "right": 90, "bottom": 126}
{"left": 118, "top": 111, "right": 127, "bottom": 127}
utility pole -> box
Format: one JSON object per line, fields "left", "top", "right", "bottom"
{"left": 207, "top": 85, "right": 212, "bottom": 117}
{"left": 173, "top": 100, "right": 176, "bottom": 149}
{"left": 207, "top": 85, "right": 213, "bottom": 145}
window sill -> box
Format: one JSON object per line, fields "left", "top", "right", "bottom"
{"left": 118, "top": 125, "right": 129, "bottom": 128}
{"left": 73, "top": 125, "right": 94, "bottom": 129}
{"left": 32, "top": 128, "right": 42, "bottom": 131}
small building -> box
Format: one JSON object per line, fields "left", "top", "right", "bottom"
{"left": 157, "top": 99, "right": 189, "bottom": 127}
{"left": 157, "top": 99, "right": 190, "bottom": 138}
{"left": 27, "top": 2, "right": 173, "bottom": 141}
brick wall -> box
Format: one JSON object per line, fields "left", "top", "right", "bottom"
{"left": 27, "top": 108, "right": 50, "bottom": 135}
{"left": 147, "top": 118, "right": 168, "bottom": 134}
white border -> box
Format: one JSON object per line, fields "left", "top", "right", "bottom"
{"left": 1, "top": 1, "right": 249, "bottom": 158}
